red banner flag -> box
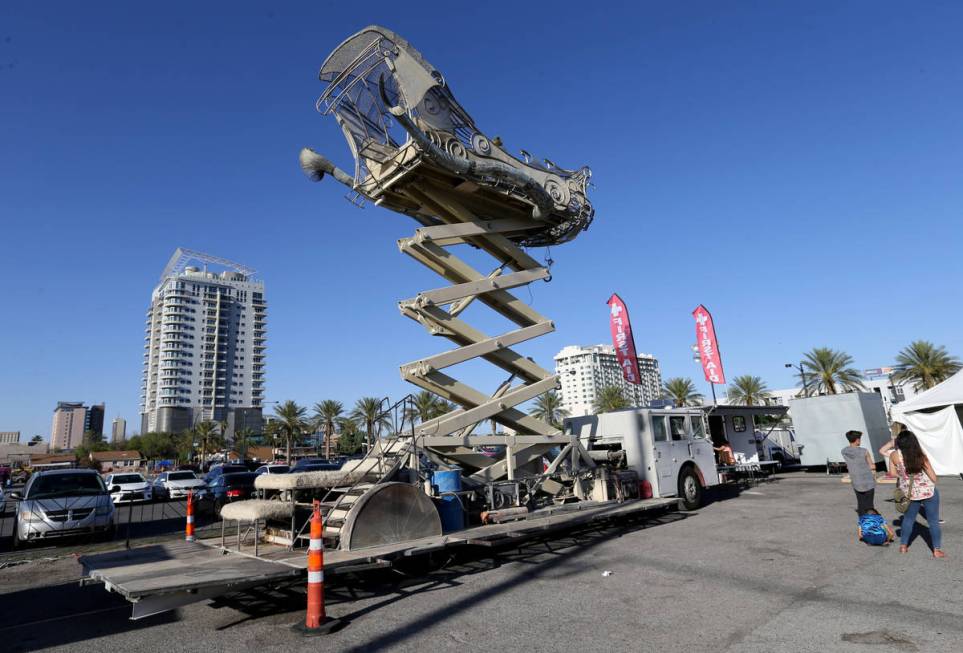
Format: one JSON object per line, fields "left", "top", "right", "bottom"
{"left": 692, "top": 304, "right": 725, "bottom": 384}
{"left": 607, "top": 294, "right": 642, "bottom": 385}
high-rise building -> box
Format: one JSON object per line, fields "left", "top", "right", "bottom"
{"left": 0, "top": 431, "right": 21, "bottom": 445}
{"left": 111, "top": 417, "right": 127, "bottom": 443}
{"left": 554, "top": 344, "right": 662, "bottom": 417}
{"left": 141, "top": 249, "right": 266, "bottom": 436}
{"left": 85, "top": 403, "right": 105, "bottom": 437}
{"left": 51, "top": 402, "right": 87, "bottom": 450}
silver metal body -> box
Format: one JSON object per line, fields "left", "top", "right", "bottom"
{"left": 566, "top": 408, "right": 720, "bottom": 500}
{"left": 151, "top": 471, "right": 206, "bottom": 499}
{"left": 14, "top": 469, "right": 115, "bottom": 543}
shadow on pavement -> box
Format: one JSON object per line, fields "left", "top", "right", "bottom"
{"left": 0, "top": 581, "right": 178, "bottom": 652}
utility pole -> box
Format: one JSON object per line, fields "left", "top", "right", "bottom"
{"left": 786, "top": 362, "right": 808, "bottom": 396}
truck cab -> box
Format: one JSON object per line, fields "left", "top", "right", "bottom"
{"left": 565, "top": 408, "right": 720, "bottom": 510}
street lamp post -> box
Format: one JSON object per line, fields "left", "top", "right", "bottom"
{"left": 785, "top": 362, "right": 809, "bottom": 396}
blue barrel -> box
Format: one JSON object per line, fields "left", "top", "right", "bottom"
{"left": 433, "top": 467, "right": 464, "bottom": 532}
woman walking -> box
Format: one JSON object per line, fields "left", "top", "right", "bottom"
{"left": 890, "top": 430, "right": 945, "bottom": 558}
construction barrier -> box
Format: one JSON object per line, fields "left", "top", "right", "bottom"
{"left": 293, "top": 500, "right": 342, "bottom": 635}
{"left": 185, "top": 490, "right": 195, "bottom": 542}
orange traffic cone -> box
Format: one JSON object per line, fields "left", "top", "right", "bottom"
{"left": 292, "top": 500, "right": 343, "bottom": 635}
{"left": 185, "top": 490, "right": 195, "bottom": 542}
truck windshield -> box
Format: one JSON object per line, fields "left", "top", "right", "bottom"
{"left": 28, "top": 474, "right": 107, "bottom": 499}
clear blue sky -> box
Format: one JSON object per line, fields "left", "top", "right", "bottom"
{"left": 2, "top": 2, "right": 962, "bottom": 440}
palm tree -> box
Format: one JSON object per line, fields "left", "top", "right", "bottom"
{"left": 893, "top": 340, "right": 962, "bottom": 391}
{"left": 233, "top": 427, "right": 254, "bottom": 460}
{"left": 662, "top": 378, "right": 703, "bottom": 407}
{"left": 594, "top": 386, "right": 630, "bottom": 413}
{"left": 800, "top": 347, "right": 864, "bottom": 395}
{"left": 313, "top": 399, "right": 344, "bottom": 460}
{"left": 273, "top": 400, "right": 307, "bottom": 463}
{"left": 403, "top": 390, "right": 449, "bottom": 425}
{"left": 350, "top": 397, "right": 392, "bottom": 452}
{"left": 726, "top": 375, "right": 771, "bottom": 406}
{"left": 192, "top": 420, "right": 221, "bottom": 465}
{"left": 531, "top": 390, "right": 569, "bottom": 429}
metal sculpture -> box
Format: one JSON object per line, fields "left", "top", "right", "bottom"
{"left": 301, "top": 25, "right": 596, "bottom": 502}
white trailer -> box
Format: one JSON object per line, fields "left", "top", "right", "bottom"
{"left": 565, "top": 407, "right": 721, "bottom": 510}
{"left": 789, "top": 392, "right": 891, "bottom": 467}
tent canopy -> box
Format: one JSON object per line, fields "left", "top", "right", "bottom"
{"left": 891, "top": 370, "right": 963, "bottom": 476}
{"left": 892, "top": 369, "right": 963, "bottom": 414}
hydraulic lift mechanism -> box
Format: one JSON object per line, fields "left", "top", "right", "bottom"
{"left": 300, "top": 25, "right": 596, "bottom": 504}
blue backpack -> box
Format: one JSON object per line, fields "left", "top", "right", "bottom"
{"left": 858, "top": 513, "right": 889, "bottom": 545}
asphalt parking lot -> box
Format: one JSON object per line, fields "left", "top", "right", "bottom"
{"left": 1, "top": 472, "right": 961, "bottom": 653}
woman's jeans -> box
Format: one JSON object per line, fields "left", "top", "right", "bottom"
{"left": 901, "top": 488, "right": 942, "bottom": 549}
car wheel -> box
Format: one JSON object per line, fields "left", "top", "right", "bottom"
{"left": 213, "top": 498, "right": 224, "bottom": 516}
{"left": 678, "top": 466, "right": 703, "bottom": 511}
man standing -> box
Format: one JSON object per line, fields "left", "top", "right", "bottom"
{"left": 841, "top": 430, "right": 876, "bottom": 515}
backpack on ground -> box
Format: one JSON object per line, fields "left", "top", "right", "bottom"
{"left": 858, "top": 513, "right": 891, "bottom": 546}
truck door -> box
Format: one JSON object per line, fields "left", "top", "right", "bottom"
{"left": 651, "top": 415, "right": 680, "bottom": 496}
{"left": 688, "top": 415, "right": 719, "bottom": 486}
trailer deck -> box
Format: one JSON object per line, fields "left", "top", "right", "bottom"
{"left": 80, "top": 496, "right": 678, "bottom": 619}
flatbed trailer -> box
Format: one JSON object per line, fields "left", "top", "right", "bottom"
{"left": 79, "top": 496, "right": 678, "bottom": 619}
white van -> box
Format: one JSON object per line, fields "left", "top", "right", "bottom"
{"left": 565, "top": 407, "right": 721, "bottom": 509}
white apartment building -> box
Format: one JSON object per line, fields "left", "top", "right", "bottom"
{"left": 554, "top": 344, "right": 662, "bottom": 417}
{"left": 140, "top": 249, "right": 266, "bottom": 436}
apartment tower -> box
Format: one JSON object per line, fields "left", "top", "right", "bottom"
{"left": 554, "top": 344, "right": 663, "bottom": 417}
{"left": 140, "top": 249, "right": 266, "bottom": 436}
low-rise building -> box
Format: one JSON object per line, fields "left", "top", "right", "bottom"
{"left": 0, "top": 431, "right": 21, "bottom": 444}
{"left": 0, "top": 441, "right": 49, "bottom": 466}
{"left": 90, "top": 450, "right": 144, "bottom": 473}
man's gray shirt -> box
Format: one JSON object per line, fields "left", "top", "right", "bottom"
{"left": 841, "top": 446, "right": 875, "bottom": 492}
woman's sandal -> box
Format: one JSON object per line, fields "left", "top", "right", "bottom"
{"left": 933, "top": 549, "right": 946, "bottom": 559}
{"left": 899, "top": 545, "right": 909, "bottom": 553}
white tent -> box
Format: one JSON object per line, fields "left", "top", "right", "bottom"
{"left": 891, "top": 370, "right": 963, "bottom": 475}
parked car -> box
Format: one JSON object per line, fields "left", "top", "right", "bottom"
{"left": 203, "top": 472, "right": 257, "bottom": 513}
{"left": 289, "top": 458, "right": 341, "bottom": 473}
{"left": 203, "top": 464, "right": 248, "bottom": 485}
{"left": 104, "top": 473, "right": 152, "bottom": 504}
{"left": 152, "top": 470, "right": 207, "bottom": 500}
{"left": 254, "top": 464, "right": 289, "bottom": 476}
{"left": 10, "top": 469, "right": 115, "bottom": 547}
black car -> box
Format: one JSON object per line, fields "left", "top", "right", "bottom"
{"left": 204, "top": 472, "right": 257, "bottom": 512}
{"left": 203, "top": 464, "right": 248, "bottom": 485}
{"left": 290, "top": 458, "right": 342, "bottom": 473}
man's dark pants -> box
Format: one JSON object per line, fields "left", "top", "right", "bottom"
{"left": 855, "top": 488, "right": 875, "bottom": 515}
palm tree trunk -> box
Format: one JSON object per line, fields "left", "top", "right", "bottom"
{"left": 286, "top": 437, "right": 292, "bottom": 464}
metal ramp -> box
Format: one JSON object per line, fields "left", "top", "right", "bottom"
{"left": 79, "top": 541, "right": 301, "bottom": 620}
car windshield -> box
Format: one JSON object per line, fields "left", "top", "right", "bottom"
{"left": 269, "top": 466, "right": 289, "bottom": 473}
{"left": 167, "top": 472, "right": 196, "bottom": 481}
{"left": 111, "top": 474, "right": 144, "bottom": 484}
{"left": 218, "top": 466, "right": 247, "bottom": 475}
{"left": 28, "top": 473, "right": 107, "bottom": 499}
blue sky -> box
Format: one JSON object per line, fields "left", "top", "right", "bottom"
{"left": 2, "top": 2, "right": 962, "bottom": 439}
